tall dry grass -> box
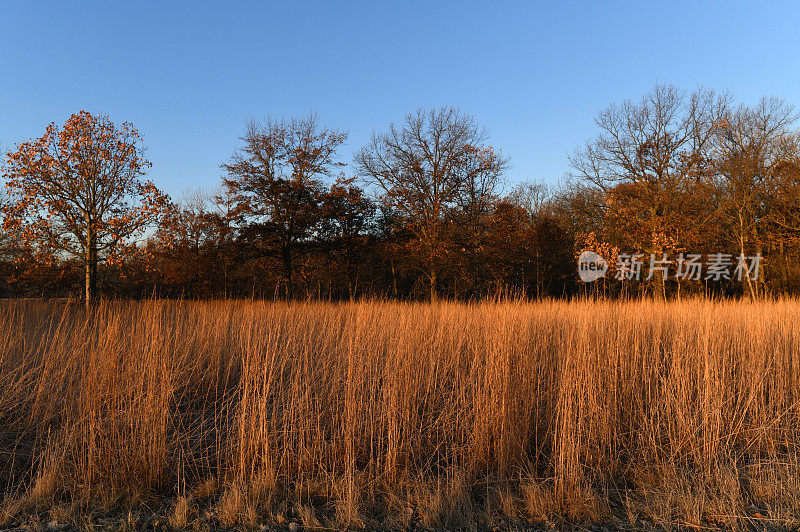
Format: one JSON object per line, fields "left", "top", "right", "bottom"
{"left": 1, "top": 299, "right": 800, "bottom": 528}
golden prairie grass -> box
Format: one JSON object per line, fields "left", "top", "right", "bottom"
{"left": 1, "top": 298, "right": 800, "bottom": 529}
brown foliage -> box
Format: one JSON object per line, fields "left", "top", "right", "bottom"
{"left": 2, "top": 111, "right": 170, "bottom": 304}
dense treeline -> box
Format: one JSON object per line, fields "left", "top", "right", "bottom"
{"left": 3, "top": 84, "right": 800, "bottom": 301}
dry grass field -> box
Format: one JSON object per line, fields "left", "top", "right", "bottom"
{"left": 2, "top": 299, "right": 800, "bottom": 530}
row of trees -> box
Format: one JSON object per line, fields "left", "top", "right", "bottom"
{"left": 572, "top": 86, "right": 800, "bottom": 298}
{"left": 3, "top": 85, "right": 800, "bottom": 303}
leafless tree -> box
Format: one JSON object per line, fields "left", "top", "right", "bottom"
{"left": 356, "top": 106, "right": 506, "bottom": 302}
{"left": 508, "top": 180, "right": 551, "bottom": 218}
{"left": 570, "top": 84, "right": 729, "bottom": 298}
{"left": 711, "top": 97, "right": 799, "bottom": 297}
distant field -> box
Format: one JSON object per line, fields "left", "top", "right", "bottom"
{"left": 2, "top": 299, "right": 800, "bottom": 530}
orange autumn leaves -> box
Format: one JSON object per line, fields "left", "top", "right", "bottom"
{"left": 2, "top": 111, "right": 170, "bottom": 291}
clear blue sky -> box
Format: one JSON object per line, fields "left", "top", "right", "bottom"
{"left": 2, "top": 1, "right": 800, "bottom": 199}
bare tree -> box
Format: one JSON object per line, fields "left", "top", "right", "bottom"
{"left": 570, "top": 84, "right": 729, "bottom": 298}
{"left": 223, "top": 113, "right": 347, "bottom": 298}
{"left": 505, "top": 180, "right": 554, "bottom": 298}
{"left": 507, "top": 180, "right": 550, "bottom": 218}
{"left": 711, "top": 97, "right": 799, "bottom": 298}
{"left": 356, "top": 106, "right": 505, "bottom": 302}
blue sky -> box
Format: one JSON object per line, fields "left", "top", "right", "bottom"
{"left": 2, "top": 1, "right": 800, "bottom": 199}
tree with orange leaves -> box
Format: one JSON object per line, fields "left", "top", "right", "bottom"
{"left": 2, "top": 111, "right": 170, "bottom": 307}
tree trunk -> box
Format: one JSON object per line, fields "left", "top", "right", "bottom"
{"left": 282, "top": 245, "right": 293, "bottom": 299}
{"left": 739, "top": 234, "right": 756, "bottom": 300}
{"left": 471, "top": 250, "right": 480, "bottom": 302}
{"left": 85, "top": 218, "right": 98, "bottom": 309}
{"left": 781, "top": 241, "right": 789, "bottom": 297}
{"left": 653, "top": 268, "right": 666, "bottom": 300}
{"left": 754, "top": 240, "right": 763, "bottom": 299}
{"left": 649, "top": 209, "right": 666, "bottom": 300}
{"left": 429, "top": 271, "right": 437, "bottom": 303}
{"left": 535, "top": 242, "right": 541, "bottom": 299}
{"left": 390, "top": 259, "right": 398, "bottom": 297}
